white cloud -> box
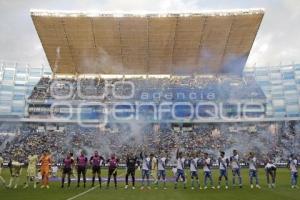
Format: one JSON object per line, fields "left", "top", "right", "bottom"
{"left": 158, "top": 0, "right": 199, "bottom": 11}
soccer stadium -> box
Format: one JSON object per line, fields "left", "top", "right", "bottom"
{"left": 0, "top": 2, "right": 299, "bottom": 200}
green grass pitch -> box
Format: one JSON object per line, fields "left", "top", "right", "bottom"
{"left": 0, "top": 168, "right": 299, "bottom": 200}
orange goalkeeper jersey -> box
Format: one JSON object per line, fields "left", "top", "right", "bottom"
{"left": 40, "top": 155, "right": 51, "bottom": 170}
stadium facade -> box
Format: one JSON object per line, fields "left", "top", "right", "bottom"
{"left": 0, "top": 63, "right": 51, "bottom": 116}
{"left": 244, "top": 64, "right": 300, "bottom": 118}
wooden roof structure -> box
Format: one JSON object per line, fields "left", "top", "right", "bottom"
{"left": 31, "top": 9, "right": 264, "bottom": 75}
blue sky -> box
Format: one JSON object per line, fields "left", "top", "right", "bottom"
{"left": 0, "top": 0, "right": 299, "bottom": 67}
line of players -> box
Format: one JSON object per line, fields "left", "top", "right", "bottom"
{"left": 0, "top": 149, "right": 298, "bottom": 190}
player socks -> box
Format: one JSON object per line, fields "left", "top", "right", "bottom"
{"left": 7, "top": 177, "right": 13, "bottom": 188}
{"left": 14, "top": 177, "right": 19, "bottom": 189}
{"left": 91, "top": 176, "right": 95, "bottom": 187}
{"left": 99, "top": 176, "right": 101, "bottom": 188}
{"left": 197, "top": 180, "right": 200, "bottom": 189}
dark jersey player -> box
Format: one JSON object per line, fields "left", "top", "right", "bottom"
{"left": 125, "top": 152, "right": 139, "bottom": 189}
{"left": 90, "top": 151, "right": 104, "bottom": 188}
{"left": 61, "top": 153, "right": 74, "bottom": 188}
{"left": 106, "top": 154, "right": 119, "bottom": 189}
{"left": 76, "top": 151, "right": 88, "bottom": 188}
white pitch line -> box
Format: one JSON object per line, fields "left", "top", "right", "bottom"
{"left": 66, "top": 186, "right": 97, "bottom": 200}
{"left": 66, "top": 172, "right": 126, "bottom": 200}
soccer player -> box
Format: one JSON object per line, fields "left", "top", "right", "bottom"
{"left": 265, "top": 157, "right": 277, "bottom": 188}
{"left": 0, "top": 153, "right": 6, "bottom": 186}
{"left": 230, "top": 149, "right": 242, "bottom": 188}
{"left": 150, "top": 153, "right": 158, "bottom": 184}
{"left": 76, "top": 151, "right": 88, "bottom": 188}
{"left": 174, "top": 149, "right": 186, "bottom": 189}
{"left": 217, "top": 151, "right": 229, "bottom": 189}
{"left": 106, "top": 153, "right": 119, "bottom": 189}
{"left": 203, "top": 153, "right": 214, "bottom": 189}
{"left": 140, "top": 151, "right": 151, "bottom": 190}
{"left": 125, "top": 152, "right": 138, "bottom": 189}
{"left": 288, "top": 154, "right": 298, "bottom": 189}
{"left": 189, "top": 152, "right": 201, "bottom": 190}
{"left": 70, "top": 152, "right": 76, "bottom": 179}
{"left": 7, "top": 156, "right": 22, "bottom": 189}
{"left": 156, "top": 153, "right": 167, "bottom": 189}
{"left": 39, "top": 150, "right": 52, "bottom": 189}
{"left": 24, "top": 153, "right": 38, "bottom": 189}
{"left": 61, "top": 152, "right": 74, "bottom": 188}
{"left": 90, "top": 151, "right": 104, "bottom": 188}
{"left": 248, "top": 152, "right": 261, "bottom": 189}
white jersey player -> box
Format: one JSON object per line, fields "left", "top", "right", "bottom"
{"left": 288, "top": 154, "right": 298, "bottom": 189}
{"left": 217, "top": 151, "right": 229, "bottom": 189}
{"left": 265, "top": 158, "right": 277, "bottom": 188}
{"left": 203, "top": 153, "right": 214, "bottom": 189}
{"left": 189, "top": 152, "right": 201, "bottom": 190}
{"left": 174, "top": 149, "right": 186, "bottom": 189}
{"left": 248, "top": 152, "right": 260, "bottom": 189}
{"left": 140, "top": 151, "right": 151, "bottom": 189}
{"left": 156, "top": 154, "right": 167, "bottom": 189}
{"left": 230, "top": 150, "right": 242, "bottom": 188}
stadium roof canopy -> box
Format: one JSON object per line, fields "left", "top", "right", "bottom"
{"left": 31, "top": 9, "right": 264, "bottom": 75}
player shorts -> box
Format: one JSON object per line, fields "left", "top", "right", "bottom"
{"left": 190, "top": 171, "right": 199, "bottom": 178}
{"left": 77, "top": 166, "right": 86, "bottom": 174}
{"left": 12, "top": 166, "right": 22, "bottom": 177}
{"left": 158, "top": 170, "right": 166, "bottom": 178}
{"left": 204, "top": 171, "right": 212, "bottom": 178}
{"left": 219, "top": 169, "right": 227, "bottom": 177}
{"left": 127, "top": 168, "right": 135, "bottom": 176}
{"left": 176, "top": 169, "right": 185, "bottom": 178}
{"left": 63, "top": 167, "right": 72, "bottom": 174}
{"left": 176, "top": 169, "right": 186, "bottom": 182}
{"left": 151, "top": 170, "right": 157, "bottom": 177}
{"left": 232, "top": 168, "right": 241, "bottom": 176}
{"left": 249, "top": 169, "right": 257, "bottom": 177}
{"left": 291, "top": 172, "right": 298, "bottom": 178}
{"left": 41, "top": 167, "right": 50, "bottom": 176}
{"left": 108, "top": 168, "right": 117, "bottom": 176}
{"left": 266, "top": 167, "right": 276, "bottom": 173}
{"left": 142, "top": 169, "right": 150, "bottom": 177}
{"left": 27, "top": 166, "right": 36, "bottom": 177}
{"left": 92, "top": 166, "right": 101, "bottom": 174}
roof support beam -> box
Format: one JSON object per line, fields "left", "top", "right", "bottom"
{"left": 171, "top": 16, "right": 179, "bottom": 75}
{"left": 61, "top": 18, "right": 77, "bottom": 74}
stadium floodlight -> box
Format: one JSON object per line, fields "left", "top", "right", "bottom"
{"left": 30, "top": 8, "right": 265, "bottom": 17}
